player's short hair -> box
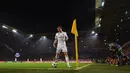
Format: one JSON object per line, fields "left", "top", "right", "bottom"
{"left": 57, "top": 26, "right": 62, "bottom": 29}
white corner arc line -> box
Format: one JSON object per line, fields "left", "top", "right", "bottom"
{"left": 75, "top": 64, "right": 92, "bottom": 70}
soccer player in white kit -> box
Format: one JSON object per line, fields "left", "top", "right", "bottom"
{"left": 53, "top": 26, "right": 71, "bottom": 68}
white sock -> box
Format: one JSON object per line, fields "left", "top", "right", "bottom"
{"left": 65, "top": 56, "right": 70, "bottom": 67}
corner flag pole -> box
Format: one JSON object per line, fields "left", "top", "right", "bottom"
{"left": 75, "top": 35, "right": 79, "bottom": 68}
{"left": 71, "top": 19, "right": 79, "bottom": 68}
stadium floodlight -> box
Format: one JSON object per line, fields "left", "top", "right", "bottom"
{"left": 43, "top": 36, "right": 46, "bottom": 39}
{"left": 91, "top": 31, "right": 95, "bottom": 34}
{"left": 125, "top": 11, "right": 128, "bottom": 14}
{"left": 101, "top": 1, "right": 105, "bottom": 7}
{"left": 121, "top": 19, "right": 123, "bottom": 22}
{"left": 98, "top": 24, "right": 101, "bottom": 27}
{"left": 2, "top": 25, "right": 8, "bottom": 29}
{"left": 100, "top": 18, "right": 102, "bottom": 21}
{"left": 104, "top": 40, "right": 106, "bottom": 42}
{"left": 30, "top": 34, "right": 33, "bottom": 37}
{"left": 12, "top": 29, "right": 17, "bottom": 33}
{"left": 95, "top": 33, "right": 98, "bottom": 36}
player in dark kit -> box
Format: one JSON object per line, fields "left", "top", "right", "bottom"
{"left": 109, "top": 45, "right": 117, "bottom": 66}
{"left": 108, "top": 43, "right": 123, "bottom": 66}
{"left": 114, "top": 43, "right": 123, "bottom": 66}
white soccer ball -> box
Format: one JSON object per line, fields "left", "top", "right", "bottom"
{"left": 52, "top": 63, "right": 57, "bottom": 68}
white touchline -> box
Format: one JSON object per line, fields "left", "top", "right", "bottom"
{"left": 48, "top": 64, "right": 92, "bottom": 70}
{"left": 75, "top": 64, "right": 92, "bottom": 70}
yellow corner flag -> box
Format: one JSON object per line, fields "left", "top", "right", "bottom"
{"left": 71, "top": 19, "right": 78, "bottom": 36}
{"left": 71, "top": 19, "right": 79, "bottom": 68}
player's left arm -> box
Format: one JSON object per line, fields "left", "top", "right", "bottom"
{"left": 64, "top": 32, "right": 69, "bottom": 41}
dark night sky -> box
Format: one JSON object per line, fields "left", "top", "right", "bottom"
{"left": 0, "top": 0, "right": 95, "bottom": 33}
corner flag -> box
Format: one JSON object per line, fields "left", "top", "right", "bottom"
{"left": 71, "top": 19, "right": 78, "bottom": 36}
{"left": 71, "top": 19, "right": 79, "bottom": 68}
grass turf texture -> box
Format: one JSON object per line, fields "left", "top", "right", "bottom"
{"left": 0, "top": 62, "right": 130, "bottom": 73}
{"left": 0, "top": 62, "right": 85, "bottom": 69}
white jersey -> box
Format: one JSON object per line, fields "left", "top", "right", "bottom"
{"left": 55, "top": 31, "right": 68, "bottom": 49}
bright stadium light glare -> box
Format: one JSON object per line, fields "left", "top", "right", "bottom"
{"left": 30, "top": 34, "right": 33, "bottom": 37}
{"left": 91, "top": 31, "right": 95, "bottom": 34}
{"left": 100, "top": 18, "right": 102, "bottom": 21}
{"left": 121, "top": 19, "right": 123, "bottom": 22}
{"left": 98, "top": 24, "right": 101, "bottom": 27}
{"left": 104, "top": 40, "right": 106, "bottom": 42}
{"left": 95, "top": 33, "right": 98, "bottom": 36}
{"left": 2, "top": 25, "right": 8, "bottom": 29}
{"left": 43, "top": 36, "right": 46, "bottom": 39}
{"left": 12, "top": 29, "right": 17, "bottom": 33}
{"left": 125, "top": 11, "right": 128, "bottom": 14}
{"left": 102, "top": 1, "right": 105, "bottom": 7}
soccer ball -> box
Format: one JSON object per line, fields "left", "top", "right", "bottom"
{"left": 52, "top": 63, "right": 57, "bottom": 68}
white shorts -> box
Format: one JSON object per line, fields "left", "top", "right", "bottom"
{"left": 56, "top": 47, "right": 68, "bottom": 53}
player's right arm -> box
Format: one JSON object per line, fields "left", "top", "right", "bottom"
{"left": 53, "top": 39, "right": 57, "bottom": 48}
{"left": 53, "top": 33, "right": 58, "bottom": 48}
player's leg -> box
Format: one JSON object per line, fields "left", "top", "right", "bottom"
{"left": 110, "top": 58, "right": 113, "bottom": 65}
{"left": 62, "top": 48, "right": 71, "bottom": 68}
{"left": 113, "top": 58, "right": 117, "bottom": 65}
{"left": 110, "top": 55, "right": 114, "bottom": 66}
{"left": 53, "top": 49, "right": 61, "bottom": 63}
{"left": 117, "top": 55, "right": 122, "bottom": 66}
{"left": 64, "top": 52, "right": 71, "bottom": 68}
{"left": 109, "top": 55, "right": 113, "bottom": 65}
{"left": 54, "top": 53, "right": 60, "bottom": 62}
{"left": 111, "top": 58, "right": 114, "bottom": 66}
{"left": 115, "top": 59, "right": 118, "bottom": 66}
{"left": 113, "top": 55, "right": 118, "bottom": 66}
{"left": 111, "top": 56, "right": 117, "bottom": 66}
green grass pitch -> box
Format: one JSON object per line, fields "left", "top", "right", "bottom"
{"left": 0, "top": 62, "right": 86, "bottom": 69}
{"left": 0, "top": 62, "right": 130, "bottom": 73}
